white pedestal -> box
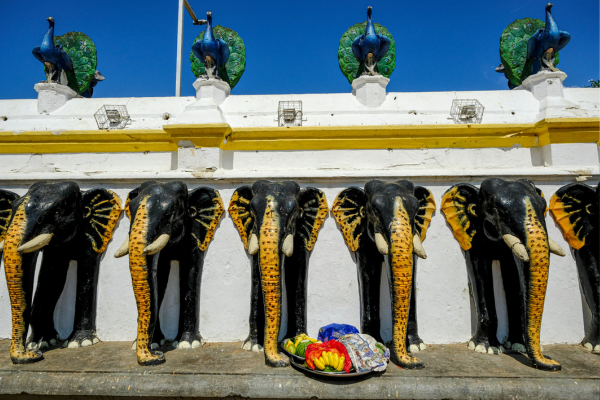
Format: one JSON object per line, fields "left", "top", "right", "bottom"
{"left": 518, "top": 71, "right": 578, "bottom": 119}
{"left": 193, "top": 78, "right": 231, "bottom": 105}
{"left": 352, "top": 75, "right": 389, "bottom": 107}
{"left": 174, "top": 79, "right": 230, "bottom": 125}
{"left": 34, "top": 83, "right": 79, "bottom": 114}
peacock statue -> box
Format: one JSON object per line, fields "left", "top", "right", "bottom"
{"left": 338, "top": 6, "right": 395, "bottom": 85}
{"left": 32, "top": 17, "right": 103, "bottom": 97}
{"left": 190, "top": 11, "right": 246, "bottom": 89}
{"left": 496, "top": 3, "right": 570, "bottom": 89}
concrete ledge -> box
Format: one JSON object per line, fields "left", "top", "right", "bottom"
{"left": 0, "top": 341, "right": 597, "bottom": 399}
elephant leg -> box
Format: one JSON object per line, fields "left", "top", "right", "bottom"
{"left": 499, "top": 251, "right": 527, "bottom": 352}
{"left": 356, "top": 240, "right": 384, "bottom": 343}
{"left": 406, "top": 255, "right": 426, "bottom": 353}
{"left": 151, "top": 253, "right": 172, "bottom": 348}
{"left": 575, "top": 246, "right": 599, "bottom": 352}
{"left": 28, "top": 247, "right": 70, "bottom": 350}
{"left": 177, "top": 250, "right": 206, "bottom": 349}
{"left": 4, "top": 249, "right": 41, "bottom": 364}
{"left": 283, "top": 239, "right": 309, "bottom": 338}
{"left": 465, "top": 250, "right": 501, "bottom": 354}
{"left": 243, "top": 253, "right": 265, "bottom": 352}
{"left": 68, "top": 244, "right": 102, "bottom": 349}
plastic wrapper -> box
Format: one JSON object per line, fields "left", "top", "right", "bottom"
{"left": 338, "top": 333, "right": 390, "bottom": 372}
{"left": 317, "top": 323, "right": 359, "bottom": 343}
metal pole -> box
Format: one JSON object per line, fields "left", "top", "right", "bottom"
{"left": 175, "top": 0, "right": 184, "bottom": 97}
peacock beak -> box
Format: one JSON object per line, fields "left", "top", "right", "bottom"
{"left": 47, "top": 17, "right": 54, "bottom": 22}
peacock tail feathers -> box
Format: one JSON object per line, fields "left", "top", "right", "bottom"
{"left": 190, "top": 25, "right": 246, "bottom": 90}
{"left": 338, "top": 22, "right": 396, "bottom": 85}
{"left": 52, "top": 32, "right": 98, "bottom": 95}
{"left": 500, "top": 18, "right": 560, "bottom": 87}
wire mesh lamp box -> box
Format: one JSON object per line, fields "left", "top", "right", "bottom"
{"left": 450, "top": 99, "right": 485, "bottom": 124}
{"left": 94, "top": 105, "right": 131, "bottom": 130}
{"left": 278, "top": 101, "right": 303, "bottom": 127}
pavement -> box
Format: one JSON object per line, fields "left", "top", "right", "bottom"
{"left": 0, "top": 340, "right": 597, "bottom": 399}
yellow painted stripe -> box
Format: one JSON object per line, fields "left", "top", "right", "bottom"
{"left": 0, "top": 118, "right": 596, "bottom": 153}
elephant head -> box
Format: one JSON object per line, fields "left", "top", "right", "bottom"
{"left": 442, "top": 178, "right": 565, "bottom": 371}
{"left": 1, "top": 181, "right": 121, "bottom": 364}
{"left": 332, "top": 180, "right": 435, "bottom": 369}
{"left": 229, "top": 180, "right": 328, "bottom": 367}
{"left": 116, "top": 181, "right": 224, "bottom": 366}
{"left": 550, "top": 182, "right": 599, "bottom": 352}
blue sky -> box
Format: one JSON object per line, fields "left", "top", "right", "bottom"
{"left": 1, "top": 0, "right": 598, "bottom": 99}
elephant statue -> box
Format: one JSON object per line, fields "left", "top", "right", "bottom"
{"left": 114, "top": 181, "right": 224, "bottom": 366}
{"left": 549, "top": 182, "right": 599, "bottom": 353}
{"left": 331, "top": 180, "right": 436, "bottom": 369}
{"left": 441, "top": 178, "right": 566, "bottom": 371}
{"left": 0, "top": 181, "right": 122, "bottom": 364}
{"left": 229, "top": 180, "right": 328, "bottom": 367}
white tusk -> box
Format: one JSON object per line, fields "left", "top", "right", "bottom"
{"left": 0, "top": 240, "right": 3, "bottom": 252}
{"left": 248, "top": 233, "right": 259, "bottom": 255}
{"left": 143, "top": 234, "right": 170, "bottom": 256}
{"left": 282, "top": 234, "right": 294, "bottom": 257}
{"left": 375, "top": 232, "right": 388, "bottom": 255}
{"left": 548, "top": 237, "right": 566, "bottom": 257}
{"left": 503, "top": 234, "right": 529, "bottom": 262}
{"left": 113, "top": 235, "right": 129, "bottom": 258}
{"left": 413, "top": 233, "right": 427, "bottom": 259}
{"left": 17, "top": 233, "right": 53, "bottom": 253}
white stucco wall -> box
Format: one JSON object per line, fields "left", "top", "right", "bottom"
{"left": 0, "top": 82, "right": 598, "bottom": 346}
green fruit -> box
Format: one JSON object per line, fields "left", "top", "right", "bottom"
{"left": 295, "top": 340, "right": 310, "bottom": 358}
{"left": 287, "top": 343, "right": 296, "bottom": 354}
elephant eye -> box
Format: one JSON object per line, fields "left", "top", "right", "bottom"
{"left": 189, "top": 206, "right": 197, "bottom": 218}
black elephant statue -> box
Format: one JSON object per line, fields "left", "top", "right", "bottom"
{"left": 114, "top": 181, "right": 224, "bottom": 366}
{"left": 441, "top": 178, "right": 566, "bottom": 371}
{"left": 331, "top": 180, "right": 436, "bottom": 369}
{"left": 550, "top": 182, "right": 599, "bottom": 353}
{"left": 0, "top": 181, "right": 122, "bottom": 364}
{"left": 229, "top": 180, "right": 328, "bottom": 367}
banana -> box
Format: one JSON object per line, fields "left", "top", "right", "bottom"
{"left": 332, "top": 352, "right": 339, "bottom": 368}
{"left": 321, "top": 351, "right": 329, "bottom": 366}
{"left": 294, "top": 334, "right": 306, "bottom": 347}
{"left": 313, "top": 356, "right": 325, "bottom": 370}
{"left": 336, "top": 356, "right": 345, "bottom": 371}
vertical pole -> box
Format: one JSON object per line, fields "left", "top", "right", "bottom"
{"left": 175, "top": 0, "right": 185, "bottom": 97}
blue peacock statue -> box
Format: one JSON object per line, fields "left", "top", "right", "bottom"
{"left": 32, "top": 17, "right": 104, "bottom": 97}
{"left": 351, "top": 6, "right": 391, "bottom": 76}
{"left": 496, "top": 3, "right": 570, "bottom": 89}
{"left": 192, "top": 11, "right": 231, "bottom": 81}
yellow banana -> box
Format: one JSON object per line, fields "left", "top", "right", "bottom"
{"left": 313, "top": 356, "right": 325, "bottom": 370}
{"left": 332, "top": 352, "right": 339, "bottom": 368}
{"left": 294, "top": 334, "right": 306, "bottom": 347}
{"left": 336, "top": 356, "right": 345, "bottom": 371}
{"left": 321, "top": 351, "right": 329, "bottom": 366}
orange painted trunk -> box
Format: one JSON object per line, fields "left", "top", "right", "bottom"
{"left": 258, "top": 196, "right": 286, "bottom": 366}
{"left": 523, "top": 198, "right": 560, "bottom": 370}
{"left": 388, "top": 200, "right": 421, "bottom": 368}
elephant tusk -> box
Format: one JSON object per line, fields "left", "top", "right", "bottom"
{"left": 17, "top": 233, "right": 53, "bottom": 253}
{"left": 114, "top": 235, "right": 130, "bottom": 258}
{"left": 248, "top": 233, "right": 259, "bottom": 255}
{"left": 143, "top": 234, "right": 170, "bottom": 256}
{"left": 502, "top": 234, "right": 529, "bottom": 262}
{"left": 0, "top": 240, "right": 3, "bottom": 252}
{"left": 375, "top": 232, "right": 388, "bottom": 255}
{"left": 548, "top": 237, "right": 566, "bottom": 257}
{"left": 282, "top": 234, "right": 294, "bottom": 257}
{"left": 413, "top": 233, "right": 427, "bottom": 259}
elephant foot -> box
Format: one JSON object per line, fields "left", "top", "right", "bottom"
{"left": 467, "top": 334, "right": 505, "bottom": 355}
{"left": 11, "top": 348, "right": 44, "bottom": 364}
{"left": 406, "top": 335, "right": 427, "bottom": 353}
{"left": 531, "top": 355, "right": 561, "bottom": 372}
{"left": 394, "top": 354, "right": 424, "bottom": 370}
{"left": 581, "top": 333, "right": 600, "bottom": 353}
{"left": 137, "top": 349, "right": 166, "bottom": 367}
{"left": 505, "top": 341, "right": 528, "bottom": 353}
{"left": 242, "top": 336, "right": 264, "bottom": 352}
{"left": 176, "top": 332, "right": 204, "bottom": 349}
{"left": 26, "top": 332, "right": 63, "bottom": 350}
{"left": 265, "top": 352, "right": 290, "bottom": 368}
{"left": 66, "top": 329, "right": 100, "bottom": 349}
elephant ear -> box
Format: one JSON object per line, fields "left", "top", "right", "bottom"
{"left": 549, "top": 183, "right": 598, "bottom": 250}
{"left": 441, "top": 184, "right": 480, "bottom": 250}
{"left": 331, "top": 187, "right": 367, "bottom": 252}
{"left": 297, "top": 188, "right": 329, "bottom": 251}
{"left": 413, "top": 187, "right": 436, "bottom": 241}
{"left": 82, "top": 189, "right": 123, "bottom": 253}
{"left": 189, "top": 187, "right": 225, "bottom": 251}
{"left": 0, "top": 189, "right": 19, "bottom": 244}
{"left": 228, "top": 186, "right": 254, "bottom": 249}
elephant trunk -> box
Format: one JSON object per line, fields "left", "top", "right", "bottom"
{"left": 386, "top": 199, "right": 423, "bottom": 369}
{"left": 258, "top": 198, "right": 289, "bottom": 367}
{"left": 129, "top": 197, "right": 164, "bottom": 366}
{"left": 3, "top": 198, "right": 43, "bottom": 363}
{"left": 522, "top": 198, "right": 561, "bottom": 371}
